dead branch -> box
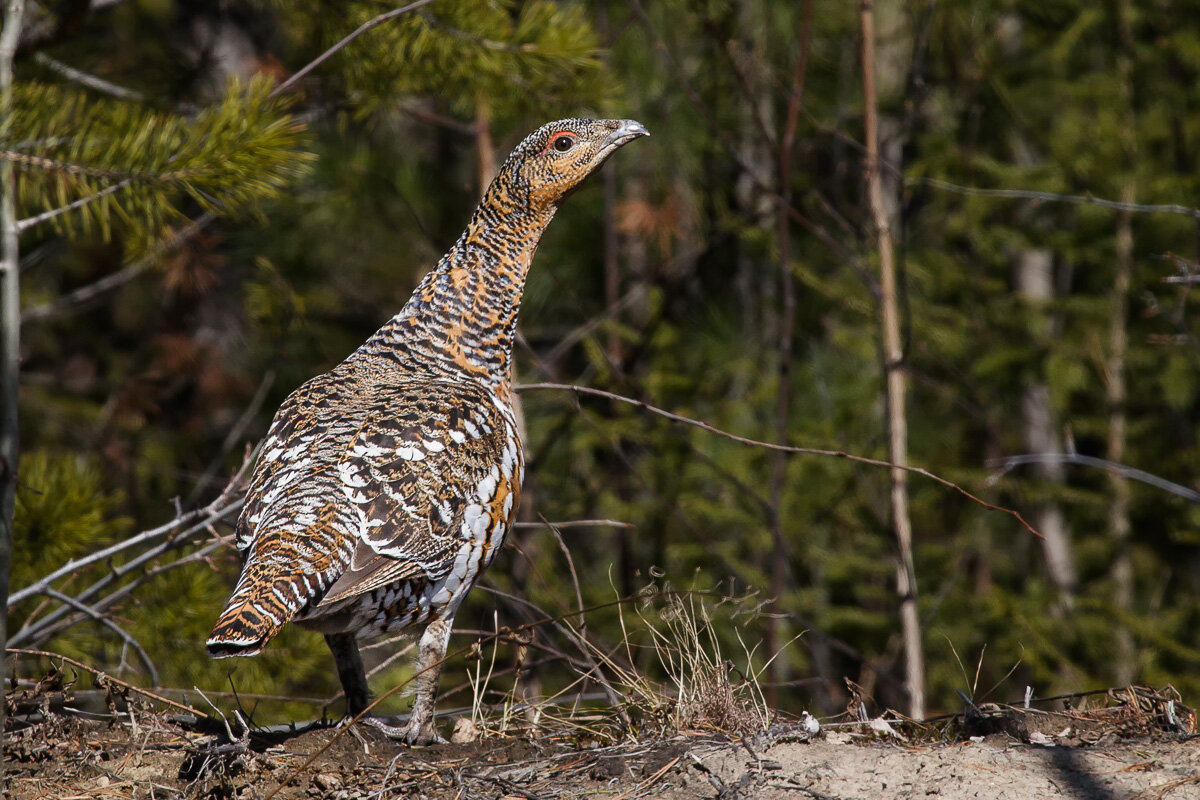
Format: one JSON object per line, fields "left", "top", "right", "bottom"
{"left": 39, "top": 587, "right": 158, "bottom": 683}
{"left": 16, "top": 178, "right": 133, "bottom": 233}
{"left": 8, "top": 453, "right": 249, "bottom": 610}
{"left": 8, "top": 450, "right": 249, "bottom": 650}
{"left": 21, "top": 212, "right": 216, "bottom": 322}
{"left": 268, "top": 0, "right": 441, "bottom": 99}
{"left": 32, "top": 52, "right": 145, "bottom": 101}
{"left": 186, "top": 371, "right": 275, "bottom": 505}
{"left": 6, "top": 647, "right": 207, "bottom": 716}
{"left": 16, "top": 536, "right": 230, "bottom": 648}
{"left": 907, "top": 176, "right": 1200, "bottom": 219}
{"left": 987, "top": 453, "right": 1200, "bottom": 505}
{"left": 512, "top": 518, "right": 634, "bottom": 530}
{"left": 516, "top": 382, "right": 1041, "bottom": 539}
{"left": 543, "top": 516, "right": 586, "bottom": 636}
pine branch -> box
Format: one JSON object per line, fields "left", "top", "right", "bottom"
{"left": 270, "top": 0, "right": 441, "bottom": 98}
{"left": 331, "top": 0, "right": 602, "bottom": 115}
{"left": 21, "top": 212, "right": 214, "bottom": 322}
{"left": 7, "top": 77, "right": 313, "bottom": 238}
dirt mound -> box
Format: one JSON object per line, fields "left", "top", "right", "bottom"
{"left": 7, "top": 705, "right": 1199, "bottom": 799}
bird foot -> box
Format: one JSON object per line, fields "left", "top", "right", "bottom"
{"left": 359, "top": 714, "right": 447, "bottom": 746}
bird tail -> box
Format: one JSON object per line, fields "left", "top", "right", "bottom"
{"left": 206, "top": 563, "right": 312, "bottom": 658}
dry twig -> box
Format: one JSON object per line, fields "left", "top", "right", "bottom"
{"left": 517, "top": 382, "right": 1042, "bottom": 539}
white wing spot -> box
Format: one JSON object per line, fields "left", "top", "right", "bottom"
{"left": 336, "top": 461, "right": 368, "bottom": 488}
{"left": 395, "top": 446, "right": 426, "bottom": 461}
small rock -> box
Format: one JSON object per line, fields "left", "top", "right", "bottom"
{"left": 869, "top": 717, "right": 908, "bottom": 742}
{"left": 314, "top": 772, "right": 343, "bottom": 791}
{"left": 451, "top": 717, "right": 481, "bottom": 743}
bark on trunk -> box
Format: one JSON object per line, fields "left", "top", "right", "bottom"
{"left": 861, "top": 0, "right": 924, "bottom": 720}
{"left": 475, "top": 97, "right": 497, "bottom": 199}
{"left": 0, "top": 0, "right": 27, "bottom": 787}
{"left": 1109, "top": 0, "right": 1136, "bottom": 686}
{"left": 1016, "top": 249, "right": 1075, "bottom": 611}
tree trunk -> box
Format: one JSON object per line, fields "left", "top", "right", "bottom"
{"left": 1109, "top": 0, "right": 1136, "bottom": 686}
{"left": 474, "top": 96, "right": 497, "bottom": 199}
{"left": 0, "top": 0, "right": 27, "bottom": 786}
{"left": 774, "top": 0, "right": 828, "bottom": 714}
{"left": 725, "top": 0, "right": 787, "bottom": 706}
{"left": 861, "top": 0, "right": 924, "bottom": 720}
{"left": 1016, "top": 249, "right": 1076, "bottom": 611}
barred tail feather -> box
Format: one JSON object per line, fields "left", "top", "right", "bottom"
{"left": 206, "top": 571, "right": 309, "bottom": 658}
{"left": 206, "top": 602, "right": 279, "bottom": 657}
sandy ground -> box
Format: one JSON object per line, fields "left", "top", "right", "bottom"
{"left": 7, "top": 710, "right": 1200, "bottom": 799}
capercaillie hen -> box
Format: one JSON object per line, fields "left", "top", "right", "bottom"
{"left": 206, "top": 118, "right": 648, "bottom": 745}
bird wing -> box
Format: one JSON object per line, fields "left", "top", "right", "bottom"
{"left": 312, "top": 377, "right": 522, "bottom": 607}
{"left": 231, "top": 372, "right": 521, "bottom": 616}
{"left": 316, "top": 379, "right": 523, "bottom": 604}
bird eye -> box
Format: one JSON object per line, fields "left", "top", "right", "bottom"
{"left": 552, "top": 134, "right": 576, "bottom": 152}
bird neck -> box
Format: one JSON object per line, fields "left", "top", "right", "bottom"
{"left": 357, "top": 183, "right": 556, "bottom": 395}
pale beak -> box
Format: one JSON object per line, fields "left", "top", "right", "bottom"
{"left": 606, "top": 119, "right": 650, "bottom": 148}
{"left": 593, "top": 119, "right": 649, "bottom": 167}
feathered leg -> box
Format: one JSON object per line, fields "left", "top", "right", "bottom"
{"left": 329, "top": 620, "right": 451, "bottom": 745}
{"left": 325, "top": 632, "right": 371, "bottom": 715}
{"left": 401, "top": 618, "right": 452, "bottom": 745}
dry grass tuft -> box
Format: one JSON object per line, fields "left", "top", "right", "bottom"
{"left": 637, "top": 591, "right": 772, "bottom": 736}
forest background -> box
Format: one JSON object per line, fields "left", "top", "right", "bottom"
{"left": 4, "top": 0, "right": 1200, "bottom": 730}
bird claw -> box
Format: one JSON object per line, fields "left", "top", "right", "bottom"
{"left": 359, "top": 714, "right": 446, "bottom": 746}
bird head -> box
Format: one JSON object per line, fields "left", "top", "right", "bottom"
{"left": 500, "top": 118, "right": 649, "bottom": 213}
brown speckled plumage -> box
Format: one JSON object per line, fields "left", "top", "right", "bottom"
{"left": 206, "top": 118, "right": 647, "bottom": 744}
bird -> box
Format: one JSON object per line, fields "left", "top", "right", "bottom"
{"left": 206, "top": 118, "right": 649, "bottom": 745}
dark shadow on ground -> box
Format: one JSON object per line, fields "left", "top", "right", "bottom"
{"left": 1044, "top": 746, "right": 1119, "bottom": 800}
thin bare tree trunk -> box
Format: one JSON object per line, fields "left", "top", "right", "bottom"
{"left": 1017, "top": 249, "right": 1075, "bottom": 611}
{"left": 602, "top": 148, "right": 620, "bottom": 361}
{"left": 725, "top": 0, "right": 785, "bottom": 705}
{"left": 1109, "top": 0, "right": 1136, "bottom": 686}
{"left": 861, "top": 0, "right": 924, "bottom": 719}
{"left": 474, "top": 96, "right": 497, "bottom": 198}
{"left": 0, "top": 0, "right": 27, "bottom": 784}
{"left": 597, "top": 4, "right": 621, "bottom": 367}
{"left": 1109, "top": 197, "right": 1134, "bottom": 683}
{"left": 773, "top": 0, "right": 819, "bottom": 711}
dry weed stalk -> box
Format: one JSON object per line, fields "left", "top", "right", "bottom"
{"left": 635, "top": 588, "right": 774, "bottom": 735}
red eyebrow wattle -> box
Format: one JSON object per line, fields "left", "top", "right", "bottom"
{"left": 539, "top": 130, "right": 577, "bottom": 153}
